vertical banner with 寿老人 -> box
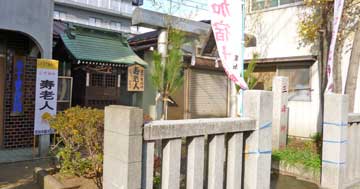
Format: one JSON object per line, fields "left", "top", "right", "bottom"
{"left": 34, "top": 59, "right": 59, "bottom": 135}
{"left": 209, "top": 0, "right": 248, "bottom": 90}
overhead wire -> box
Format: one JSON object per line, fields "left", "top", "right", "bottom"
{"left": 148, "top": 0, "right": 209, "bottom": 12}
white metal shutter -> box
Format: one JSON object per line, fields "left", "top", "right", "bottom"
{"left": 189, "top": 69, "right": 228, "bottom": 118}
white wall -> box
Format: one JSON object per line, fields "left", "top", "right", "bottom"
{"left": 245, "top": 5, "right": 314, "bottom": 59}
{"left": 245, "top": 5, "right": 322, "bottom": 137}
{"left": 286, "top": 61, "right": 321, "bottom": 137}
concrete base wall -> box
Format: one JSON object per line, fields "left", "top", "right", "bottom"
{"left": 272, "top": 160, "right": 320, "bottom": 185}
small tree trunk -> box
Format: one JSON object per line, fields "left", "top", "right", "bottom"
{"left": 345, "top": 24, "right": 360, "bottom": 112}
{"left": 163, "top": 98, "right": 168, "bottom": 120}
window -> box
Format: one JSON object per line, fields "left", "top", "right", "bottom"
{"left": 88, "top": 0, "right": 100, "bottom": 6}
{"left": 57, "top": 77, "right": 73, "bottom": 111}
{"left": 90, "top": 73, "right": 117, "bottom": 88}
{"left": 110, "top": 0, "right": 122, "bottom": 11}
{"left": 278, "top": 66, "right": 311, "bottom": 101}
{"left": 251, "top": 0, "right": 302, "bottom": 11}
{"left": 89, "top": 17, "right": 102, "bottom": 27}
{"left": 110, "top": 21, "right": 122, "bottom": 31}
{"left": 54, "top": 11, "right": 59, "bottom": 19}
{"left": 54, "top": 11, "right": 67, "bottom": 20}
{"left": 105, "top": 75, "right": 116, "bottom": 87}
{"left": 91, "top": 73, "right": 103, "bottom": 87}
{"left": 75, "top": 0, "right": 87, "bottom": 4}
{"left": 123, "top": 2, "right": 133, "bottom": 14}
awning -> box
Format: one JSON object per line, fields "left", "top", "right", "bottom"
{"left": 60, "top": 24, "right": 148, "bottom": 67}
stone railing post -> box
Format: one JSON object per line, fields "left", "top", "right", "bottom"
{"left": 243, "top": 90, "right": 273, "bottom": 189}
{"left": 103, "top": 105, "right": 143, "bottom": 189}
{"left": 321, "top": 94, "right": 348, "bottom": 189}
{"left": 272, "top": 76, "right": 289, "bottom": 150}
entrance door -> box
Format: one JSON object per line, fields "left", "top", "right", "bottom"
{"left": 0, "top": 41, "right": 5, "bottom": 147}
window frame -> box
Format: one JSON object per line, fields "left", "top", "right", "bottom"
{"left": 110, "top": 21, "right": 122, "bottom": 31}
{"left": 89, "top": 17, "right": 103, "bottom": 27}
{"left": 277, "top": 65, "right": 312, "bottom": 102}
{"left": 88, "top": 0, "right": 101, "bottom": 7}
{"left": 90, "top": 72, "right": 118, "bottom": 88}
{"left": 109, "top": 0, "right": 122, "bottom": 12}
{"left": 250, "top": 0, "right": 303, "bottom": 13}
{"left": 54, "top": 10, "right": 67, "bottom": 20}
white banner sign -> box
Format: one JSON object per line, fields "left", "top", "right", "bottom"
{"left": 209, "top": 0, "right": 248, "bottom": 89}
{"left": 326, "top": 0, "right": 345, "bottom": 92}
{"left": 34, "top": 59, "right": 59, "bottom": 135}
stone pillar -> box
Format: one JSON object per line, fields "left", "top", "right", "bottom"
{"left": 103, "top": 105, "right": 143, "bottom": 189}
{"left": 272, "top": 76, "right": 289, "bottom": 150}
{"left": 321, "top": 94, "right": 348, "bottom": 189}
{"left": 243, "top": 90, "right": 273, "bottom": 189}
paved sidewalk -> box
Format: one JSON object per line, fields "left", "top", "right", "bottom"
{"left": 0, "top": 159, "right": 52, "bottom": 189}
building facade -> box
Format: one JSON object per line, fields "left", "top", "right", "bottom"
{"left": 0, "top": 0, "right": 145, "bottom": 150}
{"left": 54, "top": 0, "right": 140, "bottom": 33}
{"left": 244, "top": 1, "right": 322, "bottom": 138}
{"left": 0, "top": 0, "right": 54, "bottom": 149}
{"left": 244, "top": 0, "right": 356, "bottom": 138}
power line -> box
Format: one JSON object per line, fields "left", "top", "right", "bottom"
{"left": 181, "top": 0, "right": 207, "bottom": 7}
{"left": 147, "top": 0, "right": 209, "bottom": 11}
{"left": 168, "top": 0, "right": 209, "bottom": 11}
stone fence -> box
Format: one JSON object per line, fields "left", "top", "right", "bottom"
{"left": 103, "top": 90, "right": 273, "bottom": 189}
{"left": 321, "top": 94, "right": 360, "bottom": 189}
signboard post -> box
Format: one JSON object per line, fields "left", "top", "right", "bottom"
{"left": 34, "top": 59, "right": 59, "bottom": 135}
{"left": 128, "top": 64, "right": 145, "bottom": 92}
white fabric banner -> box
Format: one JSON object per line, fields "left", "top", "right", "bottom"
{"left": 209, "top": 0, "right": 248, "bottom": 89}
{"left": 326, "top": 0, "right": 345, "bottom": 92}
{"left": 34, "top": 59, "right": 59, "bottom": 135}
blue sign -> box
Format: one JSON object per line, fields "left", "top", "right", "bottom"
{"left": 12, "top": 59, "right": 24, "bottom": 114}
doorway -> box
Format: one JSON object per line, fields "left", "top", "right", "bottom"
{"left": 0, "top": 40, "right": 5, "bottom": 147}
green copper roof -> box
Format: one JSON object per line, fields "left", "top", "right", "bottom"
{"left": 61, "top": 26, "right": 148, "bottom": 66}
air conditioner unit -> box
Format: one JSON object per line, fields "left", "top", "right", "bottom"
{"left": 132, "top": 0, "right": 144, "bottom": 6}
